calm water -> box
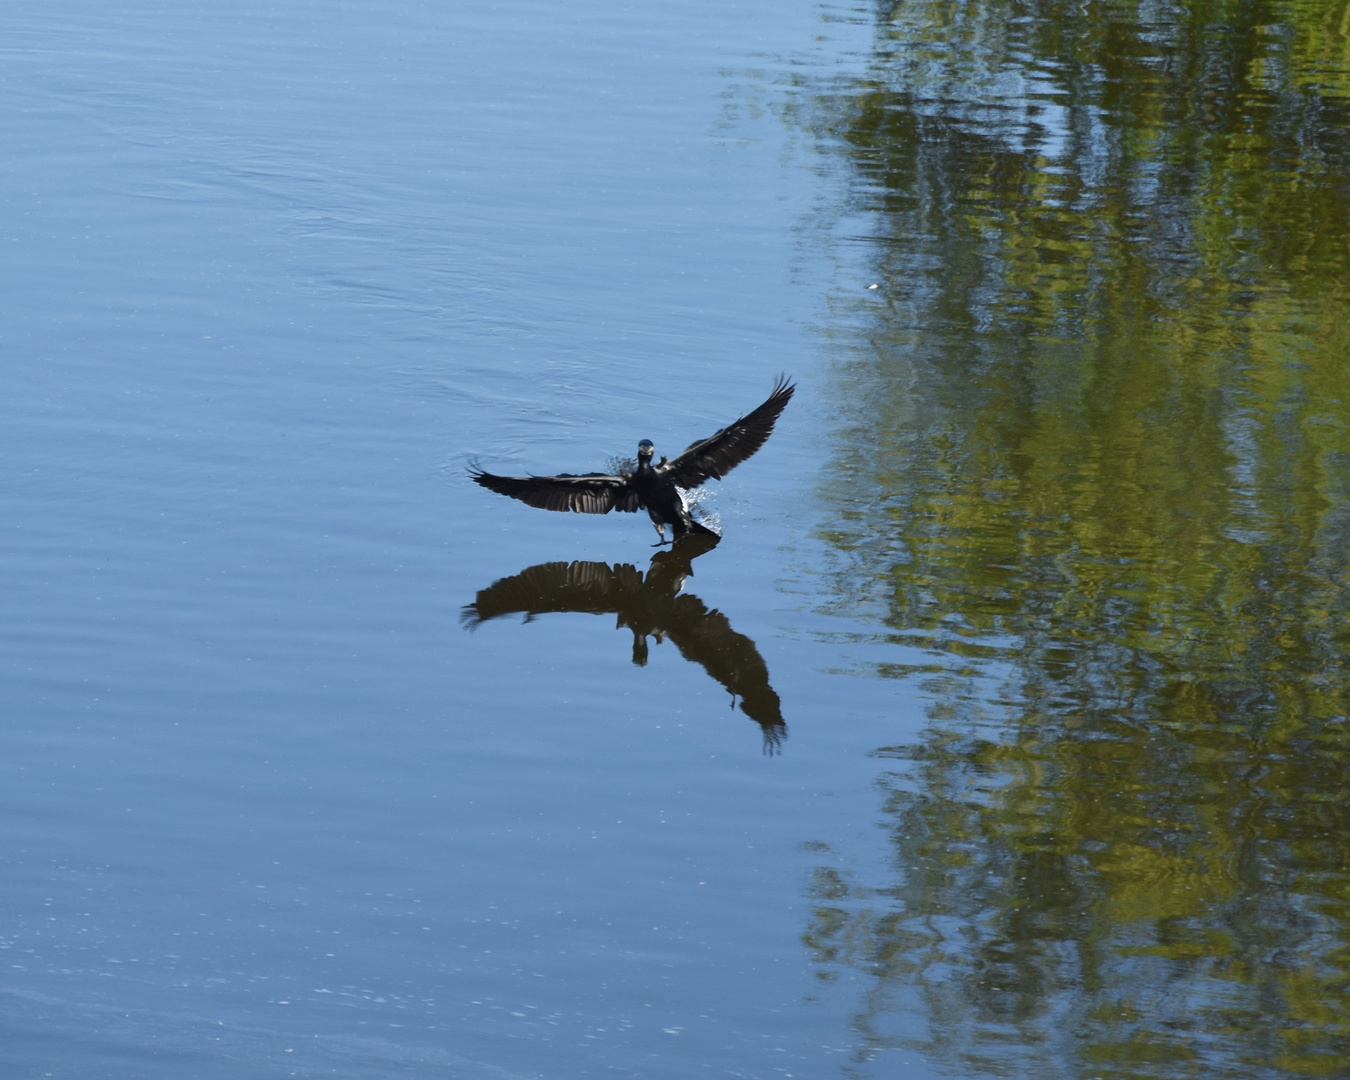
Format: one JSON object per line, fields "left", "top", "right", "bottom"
{"left": 4, "top": 1, "right": 1349, "bottom": 1078}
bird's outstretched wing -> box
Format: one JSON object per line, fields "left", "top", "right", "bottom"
{"left": 663, "top": 375, "right": 794, "bottom": 490}
{"left": 470, "top": 469, "right": 641, "bottom": 514}
{"left": 461, "top": 560, "right": 644, "bottom": 628}
{"left": 661, "top": 595, "right": 786, "bottom": 752}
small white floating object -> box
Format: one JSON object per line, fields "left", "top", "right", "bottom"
{"left": 867, "top": 283, "right": 880, "bottom": 290}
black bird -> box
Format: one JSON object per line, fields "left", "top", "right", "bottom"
{"left": 462, "top": 533, "right": 786, "bottom": 752}
{"left": 470, "top": 375, "right": 794, "bottom": 543}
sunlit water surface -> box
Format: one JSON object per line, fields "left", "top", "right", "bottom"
{"left": 6, "top": 1, "right": 1350, "bottom": 1078}
{"left": 1, "top": 3, "right": 913, "bottom": 1078}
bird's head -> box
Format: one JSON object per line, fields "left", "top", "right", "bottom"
{"left": 637, "top": 439, "right": 655, "bottom": 461}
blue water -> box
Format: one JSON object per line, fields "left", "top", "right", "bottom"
{"left": 1, "top": 2, "right": 930, "bottom": 1077}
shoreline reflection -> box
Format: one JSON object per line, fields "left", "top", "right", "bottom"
{"left": 792, "top": 0, "right": 1350, "bottom": 1071}
{"left": 462, "top": 534, "right": 786, "bottom": 752}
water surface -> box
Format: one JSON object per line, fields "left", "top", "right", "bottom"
{"left": 793, "top": 1, "right": 1350, "bottom": 1076}
{"left": 4, "top": 1, "right": 1350, "bottom": 1078}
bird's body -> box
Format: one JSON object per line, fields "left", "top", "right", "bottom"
{"left": 470, "top": 376, "right": 793, "bottom": 542}
{"left": 627, "top": 442, "right": 718, "bottom": 541}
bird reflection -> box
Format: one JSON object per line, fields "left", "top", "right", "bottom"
{"left": 462, "top": 534, "right": 786, "bottom": 752}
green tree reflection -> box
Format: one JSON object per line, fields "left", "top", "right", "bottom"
{"left": 799, "top": 0, "right": 1350, "bottom": 1075}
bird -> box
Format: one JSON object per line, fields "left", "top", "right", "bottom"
{"left": 470, "top": 375, "right": 794, "bottom": 543}
{"left": 462, "top": 533, "right": 786, "bottom": 752}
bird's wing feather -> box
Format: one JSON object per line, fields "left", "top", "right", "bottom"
{"left": 470, "top": 468, "right": 640, "bottom": 514}
{"left": 663, "top": 375, "right": 794, "bottom": 489}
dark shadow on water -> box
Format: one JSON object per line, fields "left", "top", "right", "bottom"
{"left": 462, "top": 533, "right": 786, "bottom": 753}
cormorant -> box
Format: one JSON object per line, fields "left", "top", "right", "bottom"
{"left": 462, "top": 533, "right": 786, "bottom": 751}
{"left": 470, "top": 375, "right": 794, "bottom": 542}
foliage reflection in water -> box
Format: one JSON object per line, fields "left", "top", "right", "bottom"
{"left": 463, "top": 533, "right": 787, "bottom": 752}
{"left": 797, "top": 0, "right": 1350, "bottom": 1075}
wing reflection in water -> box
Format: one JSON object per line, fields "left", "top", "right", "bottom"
{"left": 462, "top": 534, "right": 786, "bottom": 752}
